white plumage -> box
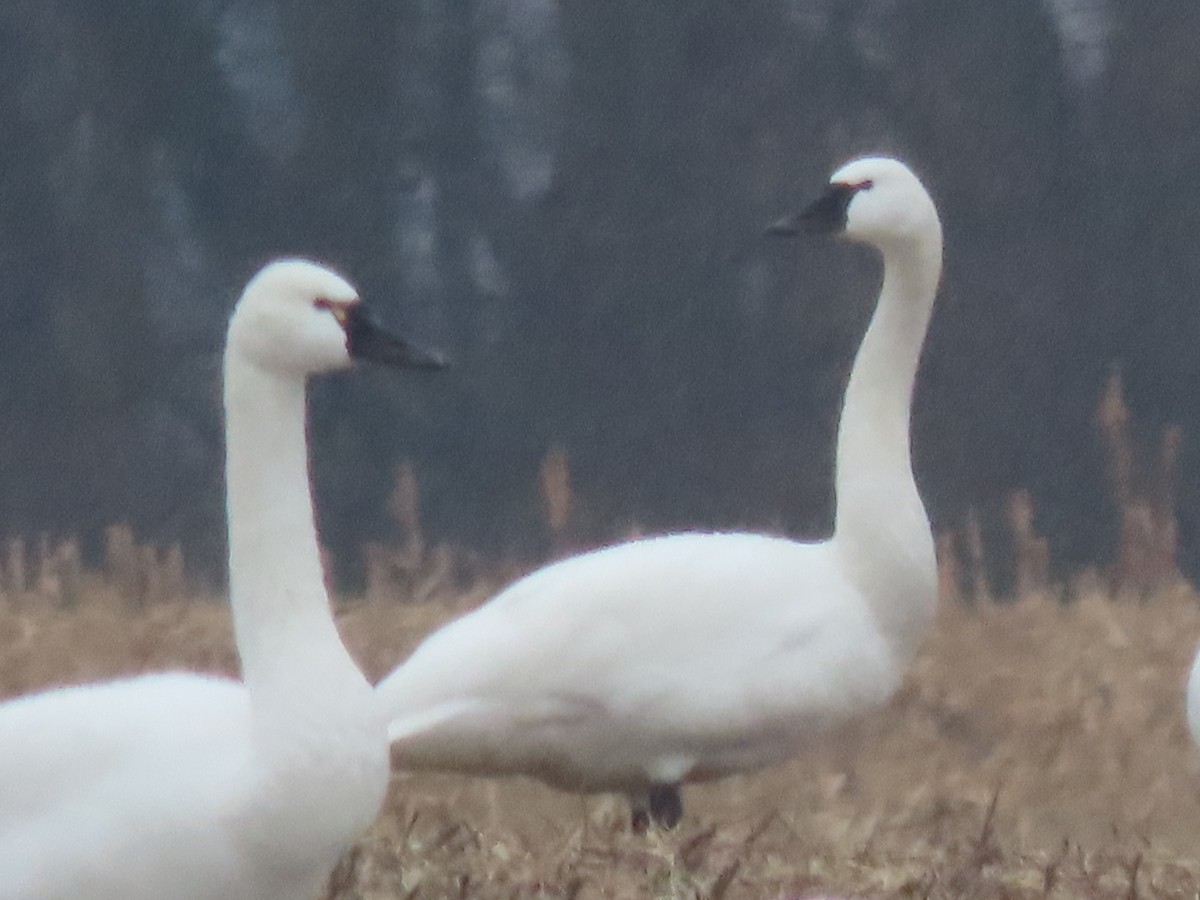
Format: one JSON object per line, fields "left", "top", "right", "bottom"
{"left": 1186, "top": 646, "right": 1200, "bottom": 750}
{"left": 376, "top": 156, "right": 945, "bottom": 828}
{"left": 0, "top": 259, "right": 444, "bottom": 899}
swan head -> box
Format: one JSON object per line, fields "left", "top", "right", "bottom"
{"left": 769, "top": 156, "right": 940, "bottom": 250}
{"left": 228, "top": 259, "right": 448, "bottom": 375}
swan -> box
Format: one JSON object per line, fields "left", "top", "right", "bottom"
{"left": 375, "top": 156, "right": 944, "bottom": 830}
{"left": 1186, "top": 648, "right": 1200, "bottom": 750}
{"left": 0, "top": 259, "right": 446, "bottom": 899}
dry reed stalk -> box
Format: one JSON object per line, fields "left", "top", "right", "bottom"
{"left": 1096, "top": 366, "right": 1133, "bottom": 509}
{"left": 1115, "top": 501, "right": 1157, "bottom": 600}
{"left": 142, "top": 544, "right": 164, "bottom": 606}
{"left": 163, "top": 543, "right": 187, "bottom": 601}
{"left": 363, "top": 544, "right": 418, "bottom": 606}
{"left": 55, "top": 538, "right": 82, "bottom": 610}
{"left": 935, "top": 532, "right": 962, "bottom": 603}
{"left": 34, "top": 532, "right": 56, "bottom": 598}
{"left": 409, "top": 543, "right": 456, "bottom": 605}
{"left": 387, "top": 459, "right": 425, "bottom": 566}
{"left": 0, "top": 547, "right": 10, "bottom": 611}
{"left": 363, "top": 542, "right": 395, "bottom": 606}
{"left": 5, "top": 537, "right": 25, "bottom": 597}
{"left": 1150, "top": 425, "right": 1182, "bottom": 586}
{"left": 964, "top": 508, "right": 992, "bottom": 604}
{"left": 364, "top": 540, "right": 460, "bottom": 608}
{"left": 100, "top": 525, "right": 193, "bottom": 607}
{"left": 539, "top": 445, "right": 573, "bottom": 553}
{"left": 1097, "top": 368, "right": 1183, "bottom": 598}
{"left": 363, "top": 461, "right": 432, "bottom": 606}
{"left": 1007, "top": 490, "right": 1049, "bottom": 597}
{"left": 105, "top": 523, "right": 143, "bottom": 607}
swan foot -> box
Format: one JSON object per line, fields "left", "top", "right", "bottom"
{"left": 629, "top": 784, "right": 683, "bottom": 833}
{"left": 649, "top": 783, "right": 683, "bottom": 829}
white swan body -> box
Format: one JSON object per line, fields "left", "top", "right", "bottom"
{"left": 1186, "top": 648, "right": 1200, "bottom": 749}
{"left": 377, "top": 157, "right": 943, "bottom": 827}
{"left": 0, "top": 260, "right": 444, "bottom": 899}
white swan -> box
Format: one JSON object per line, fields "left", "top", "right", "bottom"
{"left": 0, "top": 259, "right": 446, "bottom": 899}
{"left": 1186, "top": 649, "right": 1200, "bottom": 750}
{"left": 375, "top": 156, "right": 944, "bottom": 829}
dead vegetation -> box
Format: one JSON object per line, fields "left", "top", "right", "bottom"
{"left": 3, "top": 372, "right": 1200, "bottom": 897}
{"left": 4, "top": 572, "right": 1200, "bottom": 899}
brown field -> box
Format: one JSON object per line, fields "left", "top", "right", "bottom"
{"left": 5, "top": 574, "right": 1200, "bottom": 899}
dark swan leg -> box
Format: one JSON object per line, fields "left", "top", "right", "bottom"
{"left": 630, "top": 802, "right": 651, "bottom": 834}
{"left": 629, "top": 783, "right": 684, "bottom": 832}
{"left": 648, "top": 783, "right": 683, "bottom": 829}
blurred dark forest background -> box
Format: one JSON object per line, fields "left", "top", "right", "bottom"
{"left": 0, "top": 0, "right": 1196, "bottom": 585}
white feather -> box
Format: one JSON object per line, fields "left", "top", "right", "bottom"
{"left": 1185, "top": 645, "right": 1200, "bottom": 751}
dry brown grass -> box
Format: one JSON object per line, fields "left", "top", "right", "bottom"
{"left": 5, "top": 575, "right": 1200, "bottom": 899}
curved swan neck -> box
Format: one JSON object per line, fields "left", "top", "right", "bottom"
{"left": 832, "top": 231, "right": 941, "bottom": 653}
{"left": 223, "top": 352, "right": 360, "bottom": 697}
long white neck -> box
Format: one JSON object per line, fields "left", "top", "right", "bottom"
{"left": 223, "top": 351, "right": 365, "bottom": 701}
{"left": 832, "top": 231, "right": 941, "bottom": 660}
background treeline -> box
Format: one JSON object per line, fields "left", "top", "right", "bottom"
{"left": 0, "top": 0, "right": 1197, "bottom": 584}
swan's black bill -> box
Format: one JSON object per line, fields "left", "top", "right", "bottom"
{"left": 766, "top": 183, "right": 858, "bottom": 237}
{"left": 343, "top": 304, "right": 449, "bottom": 370}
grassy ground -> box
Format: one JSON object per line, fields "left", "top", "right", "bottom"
{"left": 4, "top": 576, "right": 1200, "bottom": 898}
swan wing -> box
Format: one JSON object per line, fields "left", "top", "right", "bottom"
{"left": 379, "top": 532, "right": 896, "bottom": 786}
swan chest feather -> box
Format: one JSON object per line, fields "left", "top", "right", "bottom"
{"left": 0, "top": 673, "right": 385, "bottom": 900}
